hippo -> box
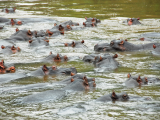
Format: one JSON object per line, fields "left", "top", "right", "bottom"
{"left": 64, "top": 40, "right": 86, "bottom": 48}
{"left": 1, "top": 7, "right": 16, "bottom": 13}
{"left": 60, "top": 73, "right": 95, "bottom": 85}
{"left": 109, "top": 39, "right": 160, "bottom": 51}
{"left": 96, "top": 91, "right": 151, "bottom": 102}
{"left": 41, "top": 53, "right": 68, "bottom": 63}
{"left": 94, "top": 42, "right": 115, "bottom": 52}
{"left": 123, "top": 18, "right": 141, "bottom": 25}
{"left": 0, "top": 45, "right": 21, "bottom": 55}
{"left": 125, "top": 73, "right": 160, "bottom": 88}
{"left": 83, "top": 53, "right": 119, "bottom": 71}
{"left": 28, "top": 65, "right": 77, "bottom": 76}
{"left": 85, "top": 17, "right": 101, "bottom": 23}
{"left": 83, "top": 17, "right": 101, "bottom": 27}
{"left": 4, "top": 29, "right": 34, "bottom": 41}
{"left": 28, "top": 37, "right": 49, "bottom": 47}
{"left": 45, "top": 29, "right": 64, "bottom": 37}
{"left": 139, "top": 32, "right": 160, "bottom": 42}
{"left": 0, "top": 60, "right": 16, "bottom": 74}
{"left": 21, "top": 74, "right": 96, "bottom": 103}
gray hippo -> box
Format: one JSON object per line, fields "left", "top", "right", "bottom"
{"left": 139, "top": 32, "right": 160, "bottom": 42}
{"left": 21, "top": 74, "right": 96, "bottom": 103}
{"left": 96, "top": 91, "right": 151, "bottom": 102}
{"left": 4, "top": 29, "right": 34, "bottom": 41}
{"left": 28, "top": 37, "right": 49, "bottom": 47}
{"left": 1, "top": 7, "right": 16, "bottom": 13}
{"left": 83, "top": 53, "right": 119, "bottom": 71}
{"left": 94, "top": 42, "right": 115, "bottom": 52}
{"left": 109, "top": 39, "right": 160, "bottom": 51}
{"left": 123, "top": 18, "right": 141, "bottom": 25}
{"left": 0, "top": 45, "right": 21, "bottom": 55}
{"left": 83, "top": 17, "right": 101, "bottom": 27}
{"left": 64, "top": 40, "right": 86, "bottom": 48}
{"left": 41, "top": 53, "right": 68, "bottom": 63}
{"left": 28, "top": 65, "right": 77, "bottom": 76}
{"left": 125, "top": 73, "right": 160, "bottom": 88}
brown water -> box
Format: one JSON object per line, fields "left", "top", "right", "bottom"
{"left": 0, "top": 0, "right": 160, "bottom": 119}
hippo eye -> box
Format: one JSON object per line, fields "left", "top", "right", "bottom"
{"left": 122, "top": 95, "right": 128, "bottom": 100}
{"left": 110, "top": 42, "right": 114, "bottom": 46}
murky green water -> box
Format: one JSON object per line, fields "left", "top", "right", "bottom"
{"left": 0, "top": 0, "right": 160, "bottom": 119}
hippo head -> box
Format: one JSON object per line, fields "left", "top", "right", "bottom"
{"left": 110, "top": 40, "right": 127, "bottom": 51}
{"left": 54, "top": 54, "right": 61, "bottom": 61}
{"left": 120, "top": 92, "right": 129, "bottom": 101}
{"left": 127, "top": 18, "right": 141, "bottom": 25}
{"left": 83, "top": 76, "right": 96, "bottom": 89}
{"left": 10, "top": 19, "right": 22, "bottom": 26}
{"left": 6, "top": 66, "right": 16, "bottom": 73}
{"left": 11, "top": 46, "right": 21, "bottom": 53}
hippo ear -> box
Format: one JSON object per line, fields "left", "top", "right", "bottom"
{"left": 16, "top": 28, "right": 19, "bottom": 32}
{"left": 1, "top": 45, "right": 5, "bottom": 49}
{"left": 137, "top": 17, "right": 140, "bottom": 20}
{"left": 112, "top": 91, "right": 116, "bottom": 97}
{"left": 64, "top": 43, "right": 68, "bottom": 47}
{"left": 71, "top": 72, "right": 75, "bottom": 76}
{"left": 81, "top": 40, "right": 84, "bottom": 43}
{"left": 28, "top": 40, "right": 33, "bottom": 43}
{"left": 153, "top": 44, "right": 156, "bottom": 49}
{"left": 95, "top": 56, "right": 97, "bottom": 60}
{"left": 113, "top": 54, "right": 118, "bottom": 58}
{"left": 125, "top": 39, "right": 128, "bottom": 41}
{"left": 71, "top": 78, "right": 74, "bottom": 82}
{"left": 54, "top": 23, "right": 57, "bottom": 26}
{"left": 92, "top": 18, "right": 95, "bottom": 22}
{"left": 99, "top": 56, "right": 103, "bottom": 61}
{"left": 119, "top": 40, "right": 124, "bottom": 45}
{"left": 50, "top": 51, "right": 52, "bottom": 55}
{"left": 85, "top": 17, "right": 87, "bottom": 20}
{"left": 127, "top": 73, "right": 131, "bottom": 78}
{"left": 14, "top": 7, "right": 16, "bottom": 11}
{"left": 83, "top": 22, "right": 86, "bottom": 26}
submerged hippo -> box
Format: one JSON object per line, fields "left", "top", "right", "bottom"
{"left": 83, "top": 17, "right": 100, "bottom": 27}
{"left": 139, "top": 32, "right": 160, "bottom": 42}
{"left": 41, "top": 53, "right": 68, "bottom": 63}
{"left": 108, "top": 39, "right": 160, "bottom": 51}
{"left": 83, "top": 53, "right": 119, "bottom": 71}
{"left": 0, "top": 45, "right": 21, "bottom": 55}
{"left": 28, "top": 37, "right": 49, "bottom": 47}
{"left": 123, "top": 18, "right": 141, "bottom": 25}
{"left": 21, "top": 74, "right": 96, "bottom": 103}
{"left": 28, "top": 65, "right": 77, "bottom": 76}
{"left": 1, "top": 7, "right": 16, "bottom": 13}
{"left": 64, "top": 40, "right": 86, "bottom": 48}
{"left": 4, "top": 29, "right": 34, "bottom": 41}
{"left": 0, "top": 60, "right": 16, "bottom": 73}
{"left": 125, "top": 73, "right": 160, "bottom": 88}
{"left": 94, "top": 42, "right": 115, "bottom": 52}
{"left": 96, "top": 91, "right": 151, "bottom": 102}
